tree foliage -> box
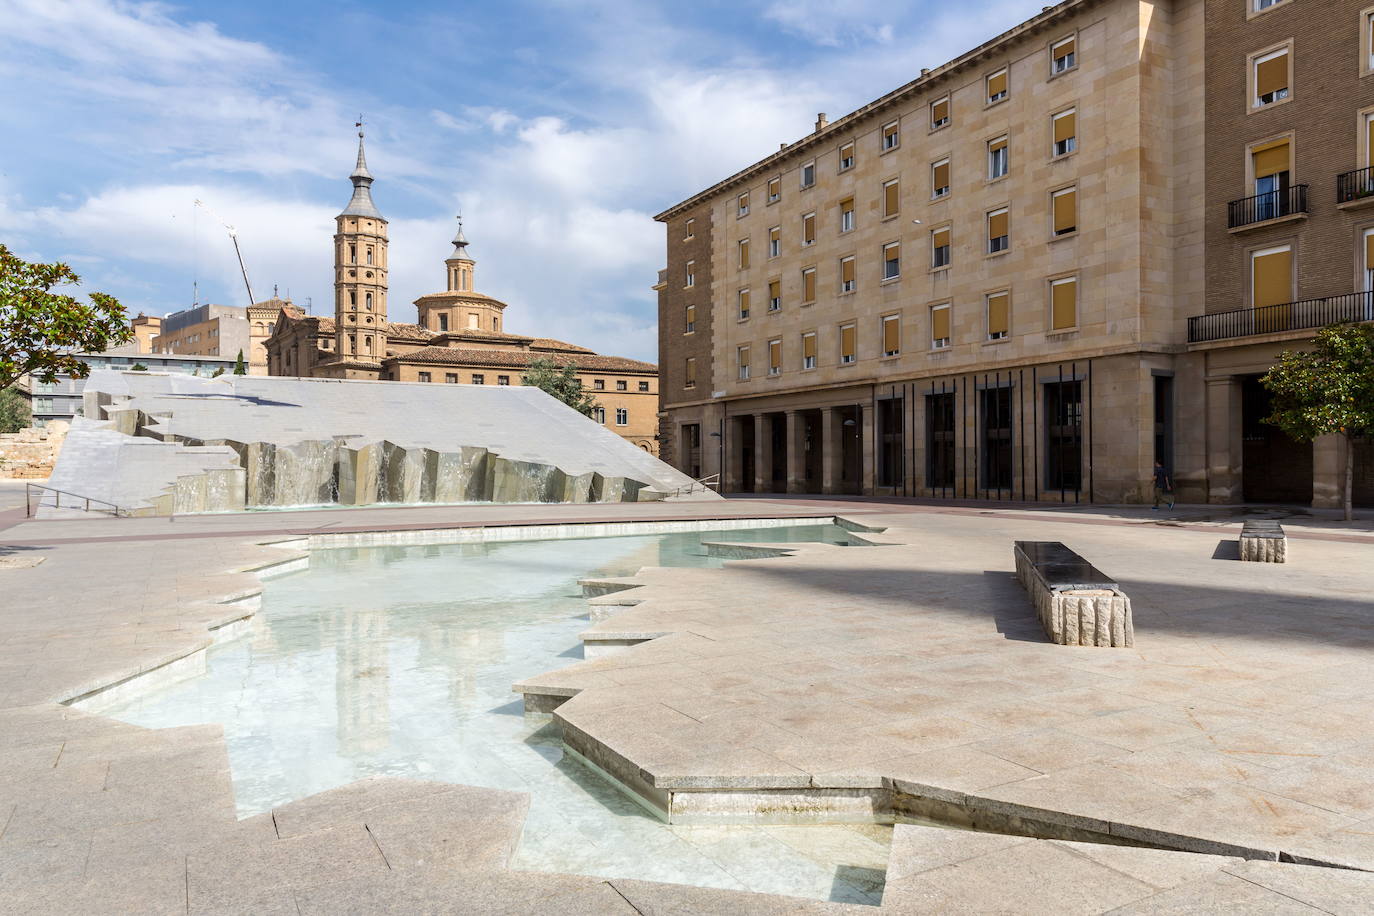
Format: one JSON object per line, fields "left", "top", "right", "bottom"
{"left": 0, "top": 245, "right": 133, "bottom": 390}
{"left": 0, "top": 387, "right": 30, "bottom": 434}
{"left": 1262, "top": 322, "right": 1374, "bottom": 520}
{"left": 234, "top": 349, "right": 247, "bottom": 375}
{"left": 520, "top": 357, "right": 598, "bottom": 417}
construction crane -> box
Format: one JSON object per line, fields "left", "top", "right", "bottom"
{"left": 193, "top": 199, "right": 256, "bottom": 306}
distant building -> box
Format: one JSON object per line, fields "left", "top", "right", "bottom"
{"left": 18, "top": 348, "right": 235, "bottom": 427}
{"left": 129, "top": 314, "right": 162, "bottom": 354}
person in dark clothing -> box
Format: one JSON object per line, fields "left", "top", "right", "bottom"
{"left": 1151, "top": 460, "right": 1174, "bottom": 510}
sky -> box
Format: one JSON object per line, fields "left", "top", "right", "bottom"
{"left": 0, "top": 0, "right": 1047, "bottom": 362}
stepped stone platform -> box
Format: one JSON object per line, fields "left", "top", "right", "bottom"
{"left": 43, "top": 370, "right": 712, "bottom": 516}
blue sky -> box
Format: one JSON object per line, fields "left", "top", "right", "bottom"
{"left": 0, "top": 0, "right": 1045, "bottom": 361}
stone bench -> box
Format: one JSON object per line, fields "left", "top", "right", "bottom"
{"left": 1239, "top": 519, "right": 1286, "bottom": 563}
{"left": 1013, "top": 541, "right": 1134, "bottom": 648}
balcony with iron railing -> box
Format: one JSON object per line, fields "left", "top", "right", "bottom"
{"left": 1337, "top": 166, "right": 1374, "bottom": 205}
{"left": 1227, "top": 184, "right": 1308, "bottom": 229}
{"left": 1188, "top": 289, "right": 1374, "bottom": 343}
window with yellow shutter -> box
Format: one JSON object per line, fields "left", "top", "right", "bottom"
{"left": 1250, "top": 139, "right": 1291, "bottom": 220}
{"left": 931, "top": 96, "right": 950, "bottom": 129}
{"left": 1364, "top": 229, "right": 1374, "bottom": 280}
{"left": 840, "top": 197, "right": 855, "bottom": 232}
{"left": 802, "top": 212, "right": 816, "bottom": 246}
{"left": 931, "top": 304, "right": 951, "bottom": 349}
{"left": 802, "top": 332, "right": 818, "bottom": 369}
{"left": 882, "top": 315, "right": 900, "bottom": 356}
{"left": 1051, "top": 277, "right": 1078, "bottom": 330}
{"left": 1052, "top": 35, "right": 1076, "bottom": 73}
{"left": 1052, "top": 109, "right": 1077, "bottom": 157}
{"left": 768, "top": 339, "right": 782, "bottom": 375}
{"left": 840, "top": 257, "right": 856, "bottom": 293}
{"left": 840, "top": 324, "right": 857, "bottom": 363}
{"left": 986, "top": 68, "right": 1008, "bottom": 103}
{"left": 932, "top": 227, "right": 951, "bottom": 268}
{"left": 685, "top": 260, "right": 695, "bottom": 287}
{"left": 1253, "top": 48, "right": 1290, "bottom": 107}
{"left": 802, "top": 267, "right": 817, "bottom": 302}
{"left": 932, "top": 159, "right": 950, "bottom": 198}
{"left": 738, "top": 288, "right": 751, "bottom": 319}
{"left": 738, "top": 238, "right": 750, "bottom": 269}
{"left": 768, "top": 279, "right": 781, "bottom": 312}
{"left": 685, "top": 304, "right": 695, "bottom": 333}
{"left": 1052, "top": 187, "right": 1078, "bottom": 236}
{"left": 737, "top": 192, "right": 750, "bottom": 217}
{"left": 839, "top": 141, "right": 856, "bottom": 171}
{"left": 883, "top": 242, "right": 901, "bottom": 280}
{"left": 988, "top": 136, "right": 1008, "bottom": 179}
{"left": 988, "top": 208, "right": 1009, "bottom": 254}
{"left": 882, "top": 120, "right": 900, "bottom": 150}
{"left": 1251, "top": 245, "right": 1293, "bottom": 332}
{"left": 883, "top": 179, "right": 900, "bottom": 217}
{"left": 767, "top": 177, "right": 781, "bottom": 203}
{"left": 737, "top": 345, "right": 750, "bottom": 380}
{"left": 987, "top": 292, "right": 1010, "bottom": 340}
{"left": 684, "top": 218, "right": 695, "bottom": 239}
{"left": 685, "top": 357, "right": 696, "bottom": 388}
{"left": 768, "top": 226, "right": 781, "bottom": 258}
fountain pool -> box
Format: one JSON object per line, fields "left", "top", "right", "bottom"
{"left": 102, "top": 523, "right": 892, "bottom": 904}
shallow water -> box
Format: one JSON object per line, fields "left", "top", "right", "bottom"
{"left": 104, "top": 524, "right": 891, "bottom": 903}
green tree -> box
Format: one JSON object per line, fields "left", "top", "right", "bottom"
{"left": 233, "top": 349, "right": 247, "bottom": 375}
{"left": 0, "top": 386, "right": 30, "bottom": 433}
{"left": 520, "top": 357, "right": 598, "bottom": 417}
{"left": 0, "top": 244, "right": 133, "bottom": 390}
{"left": 1261, "top": 323, "right": 1374, "bottom": 521}
{"left": 130, "top": 363, "right": 148, "bottom": 371}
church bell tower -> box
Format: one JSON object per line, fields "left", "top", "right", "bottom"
{"left": 334, "top": 128, "right": 388, "bottom": 362}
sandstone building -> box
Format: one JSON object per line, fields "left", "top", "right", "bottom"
{"left": 264, "top": 132, "right": 659, "bottom": 454}
{"left": 654, "top": 0, "right": 1372, "bottom": 506}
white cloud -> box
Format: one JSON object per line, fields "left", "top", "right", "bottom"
{"left": 762, "top": 0, "right": 898, "bottom": 47}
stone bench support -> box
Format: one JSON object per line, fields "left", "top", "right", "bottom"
{"left": 1239, "top": 520, "right": 1286, "bottom": 563}
{"left": 1013, "top": 541, "right": 1134, "bottom": 648}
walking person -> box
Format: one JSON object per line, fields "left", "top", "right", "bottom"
{"left": 1151, "top": 460, "right": 1174, "bottom": 510}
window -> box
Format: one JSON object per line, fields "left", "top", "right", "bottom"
{"left": 932, "top": 159, "right": 950, "bottom": 198}
{"left": 883, "top": 179, "right": 900, "bottom": 217}
{"left": 882, "top": 120, "right": 900, "bottom": 150}
{"left": 932, "top": 227, "right": 951, "bottom": 268}
{"left": 738, "top": 345, "right": 751, "bottom": 380}
{"left": 768, "top": 338, "right": 782, "bottom": 375}
{"left": 616, "top": 408, "right": 628, "bottom": 426}
{"left": 767, "top": 177, "right": 781, "bottom": 203}
{"left": 738, "top": 239, "right": 750, "bottom": 269}
{"left": 840, "top": 197, "right": 855, "bottom": 232}
{"left": 445, "top": 372, "right": 458, "bottom": 383}
{"left": 931, "top": 303, "right": 951, "bottom": 349}
{"left": 1051, "top": 35, "right": 1076, "bottom": 73}
{"left": 768, "top": 226, "right": 781, "bottom": 258}
{"left": 882, "top": 314, "right": 901, "bottom": 356}
{"left": 418, "top": 371, "right": 431, "bottom": 383}
{"left": 1052, "top": 109, "right": 1077, "bottom": 157}
{"left": 684, "top": 217, "right": 695, "bottom": 239}
{"left": 931, "top": 96, "right": 950, "bottom": 129}
{"left": 1052, "top": 187, "right": 1078, "bottom": 236}
{"left": 1367, "top": 11, "right": 1374, "bottom": 71}
{"left": 498, "top": 375, "right": 511, "bottom": 386}
{"left": 1051, "top": 277, "right": 1078, "bottom": 330}
{"left": 366, "top": 247, "right": 374, "bottom": 265}
{"left": 801, "top": 161, "right": 816, "bottom": 188}
{"left": 593, "top": 406, "right": 606, "bottom": 423}
{"left": 1045, "top": 381, "right": 1083, "bottom": 491}
{"left": 594, "top": 378, "right": 606, "bottom": 390}
{"left": 349, "top": 244, "right": 357, "bottom": 263}
{"left": 768, "top": 279, "right": 781, "bottom": 311}
{"left": 839, "top": 141, "right": 856, "bottom": 171}
{"left": 1251, "top": 245, "right": 1293, "bottom": 310}
{"left": 686, "top": 260, "right": 695, "bottom": 287}
{"left": 802, "top": 212, "right": 817, "bottom": 246}
{"left": 365, "top": 292, "right": 372, "bottom": 310}
{"left": 988, "top": 136, "right": 1008, "bottom": 179}
{"left": 840, "top": 256, "right": 856, "bottom": 292}
{"left": 1251, "top": 139, "right": 1291, "bottom": 220}
{"left": 438, "top": 313, "right": 449, "bottom": 332}
{"left": 981, "top": 386, "right": 1014, "bottom": 490}
{"left": 638, "top": 381, "right": 650, "bottom": 391}
{"left": 802, "top": 332, "right": 818, "bottom": 369}
{"left": 1253, "top": 48, "right": 1290, "bottom": 107}
{"left": 883, "top": 242, "right": 901, "bottom": 280}
{"left": 839, "top": 323, "right": 857, "bottom": 364}
{"left": 986, "top": 68, "right": 1008, "bottom": 103}
{"left": 987, "top": 291, "right": 1010, "bottom": 340}
{"left": 685, "top": 304, "right": 696, "bottom": 333}
{"left": 1256, "top": 0, "right": 1282, "bottom": 9}
{"left": 616, "top": 380, "right": 627, "bottom": 391}
{"left": 468, "top": 312, "right": 479, "bottom": 328}
{"left": 802, "top": 267, "right": 817, "bottom": 302}
{"left": 685, "top": 357, "right": 696, "bottom": 388}
{"left": 987, "top": 208, "right": 1009, "bottom": 253}
{"left": 927, "top": 392, "right": 956, "bottom": 488}
{"left": 472, "top": 373, "right": 485, "bottom": 384}
{"left": 737, "top": 192, "right": 750, "bottom": 217}
{"left": 739, "top": 288, "right": 751, "bottom": 319}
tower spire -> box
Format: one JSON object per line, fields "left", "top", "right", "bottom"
{"left": 340, "top": 120, "right": 383, "bottom": 220}
{"left": 450, "top": 213, "right": 470, "bottom": 258}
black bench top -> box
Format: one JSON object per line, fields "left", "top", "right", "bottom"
{"left": 1015, "top": 540, "right": 1118, "bottom": 591}
{"left": 1240, "top": 519, "right": 1286, "bottom": 538}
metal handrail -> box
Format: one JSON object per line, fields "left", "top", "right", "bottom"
{"left": 1227, "top": 184, "right": 1308, "bottom": 228}
{"left": 1188, "top": 290, "right": 1374, "bottom": 343}
{"left": 672, "top": 473, "right": 720, "bottom": 497}
{"left": 25, "top": 483, "right": 129, "bottom": 518}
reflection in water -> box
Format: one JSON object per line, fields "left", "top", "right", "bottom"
{"left": 104, "top": 525, "right": 891, "bottom": 904}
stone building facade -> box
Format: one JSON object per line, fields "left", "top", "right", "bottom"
{"left": 656, "top": 0, "right": 1209, "bottom": 502}
{"left": 263, "top": 133, "right": 660, "bottom": 454}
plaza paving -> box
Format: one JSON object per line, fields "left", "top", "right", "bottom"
{"left": 2, "top": 493, "right": 1373, "bottom": 912}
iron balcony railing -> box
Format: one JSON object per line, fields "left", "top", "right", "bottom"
{"left": 1337, "top": 166, "right": 1374, "bottom": 204}
{"left": 1188, "top": 290, "right": 1374, "bottom": 343}
{"left": 1227, "top": 184, "right": 1308, "bottom": 229}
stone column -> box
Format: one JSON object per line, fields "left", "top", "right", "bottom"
{"left": 785, "top": 410, "right": 806, "bottom": 493}
{"left": 724, "top": 415, "right": 745, "bottom": 493}
{"left": 1205, "top": 376, "right": 1242, "bottom": 504}
{"left": 753, "top": 413, "right": 773, "bottom": 493}
{"left": 821, "top": 407, "right": 842, "bottom": 495}
{"left": 1312, "top": 433, "right": 1348, "bottom": 509}
{"left": 860, "top": 403, "right": 876, "bottom": 495}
